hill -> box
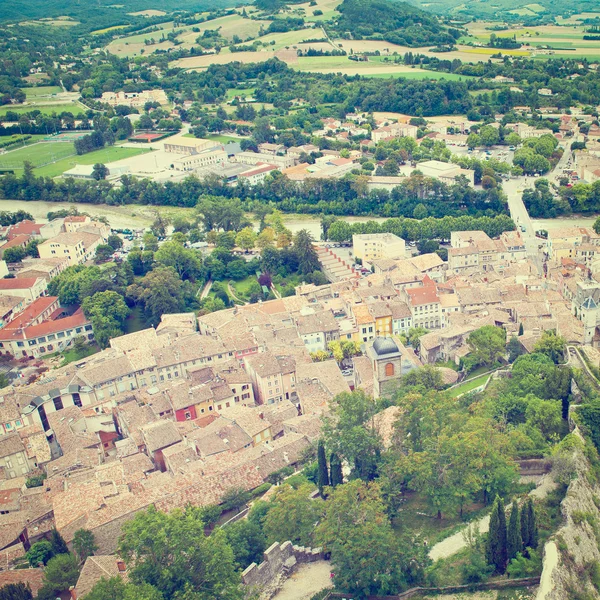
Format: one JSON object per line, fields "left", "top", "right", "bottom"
{"left": 333, "top": 0, "right": 461, "bottom": 47}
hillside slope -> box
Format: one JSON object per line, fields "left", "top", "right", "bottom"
{"left": 334, "top": 0, "right": 461, "bottom": 47}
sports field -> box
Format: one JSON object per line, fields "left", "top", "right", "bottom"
{"left": 0, "top": 142, "right": 76, "bottom": 171}
{"left": 35, "top": 146, "right": 151, "bottom": 178}
{"left": 0, "top": 103, "right": 85, "bottom": 116}
{"left": 22, "top": 86, "right": 62, "bottom": 97}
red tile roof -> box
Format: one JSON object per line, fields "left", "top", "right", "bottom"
{"left": 64, "top": 215, "right": 88, "bottom": 222}
{"left": 7, "top": 221, "right": 43, "bottom": 240}
{"left": 0, "top": 235, "right": 31, "bottom": 251}
{"left": 0, "top": 569, "right": 44, "bottom": 596}
{"left": 406, "top": 285, "right": 440, "bottom": 306}
{"left": 0, "top": 278, "right": 41, "bottom": 290}
{"left": 0, "top": 306, "right": 89, "bottom": 342}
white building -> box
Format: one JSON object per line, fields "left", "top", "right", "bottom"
{"left": 353, "top": 233, "right": 406, "bottom": 263}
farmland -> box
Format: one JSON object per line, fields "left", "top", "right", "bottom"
{"left": 0, "top": 102, "right": 86, "bottom": 116}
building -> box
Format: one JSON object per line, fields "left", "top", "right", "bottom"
{"left": 0, "top": 296, "right": 26, "bottom": 329}
{"left": 38, "top": 231, "right": 103, "bottom": 266}
{"left": 163, "top": 136, "right": 219, "bottom": 155}
{"left": 234, "top": 152, "right": 294, "bottom": 170}
{"left": 353, "top": 233, "right": 406, "bottom": 263}
{"left": 0, "top": 434, "right": 36, "bottom": 479}
{"left": 100, "top": 89, "right": 168, "bottom": 107}
{"left": 237, "top": 164, "right": 278, "bottom": 185}
{"left": 171, "top": 148, "right": 228, "bottom": 172}
{"left": 15, "top": 257, "right": 69, "bottom": 282}
{"left": 371, "top": 123, "right": 418, "bottom": 143}
{"left": 403, "top": 276, "right": 441, "bottom": 329}
{"left": 0, "top": 278, "right": 47, "bottom": 303}
{"left": 295, "top": 310, "right": 340, "bottom": 353}
{"left": 366, "top": 337, "right": 403, "bottom": 399}
{"left": 0, "top": 301, "right": 93, "bottom": 359}
{"left": 245, "top": 353, "right": 297, "bottom": 405}
{"left": 416, "top": 160, "right": 475, "bottom": 186}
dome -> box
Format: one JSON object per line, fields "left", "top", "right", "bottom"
{"left": 582, "top": 296, "right": 597, "bottom": 310}
{"left": 372, "top": 337, "right": 399, "bottom": 356}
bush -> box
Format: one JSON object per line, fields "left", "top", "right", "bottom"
{"left": 25, "top": 474, "right": 46, "bottom": 488}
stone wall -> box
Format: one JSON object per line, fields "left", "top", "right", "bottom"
{"left": 242, "top": 541, "right": 326, "bottom": 598}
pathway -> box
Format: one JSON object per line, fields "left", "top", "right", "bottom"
{"left": 227, "top": 281, "right": 243, "bottom": 304}
{"left": 429, "top": 474, "right": 557, "bottom": 561}
{"left": 199, "top": 279, "right": 212, "bottom": 299}
{"left": 272, "top": 561, "right": 333, "bottom": 600}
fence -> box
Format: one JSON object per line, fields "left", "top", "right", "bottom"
{"left": 323, "top": 576, "right": 541, "bottom": 599}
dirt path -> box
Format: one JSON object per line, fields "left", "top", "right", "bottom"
{"left": 199, "top": 280, "right": 212, "bottom": 299}
{"left": 227, "top": 282, "right": 243, "bottom": 303}
{"left": 536, "top": 541, "right": 558, "bottom": 600}
{"left": 272, "top": 561, "right": 333, "bottom": 600}
{"left": 429, "top": 475, "right": 557, "bottom": 562}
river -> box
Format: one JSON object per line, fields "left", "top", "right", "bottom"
{"left": 0, "top": 199, "right": 388, "bottom": 237}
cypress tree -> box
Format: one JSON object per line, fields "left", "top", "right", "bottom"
{"left": 486, "top": 496, "right": 508, "bottom": 574}
{"left": 507, "top": 502, "right": 522, "bottom": 562}
{"left": 50, "top": 529, "right": 69, "bottom": 555}
{"left": 518, "top": 322, "right": 524, "bottom": 336}
{"left": 330, "top": 453, "right": 343, "bottom": 487}
{"left": 520, "top": 501, "right": 530, "bottom": 550}
{"left": 317, "top": 441, "right": 329, "bottom": 496}
{"left": 527, "top": 498, "right": 538, "bottom": 549}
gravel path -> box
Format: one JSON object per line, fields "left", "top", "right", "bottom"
{"left": 536, "top": 541, "right": 558, "bottom": 600}
{"left": 272, "top": 561, "right": 333, "bottom": 600}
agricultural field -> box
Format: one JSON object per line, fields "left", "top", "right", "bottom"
{"left": 91, "top": 24, "right": 128, "bottom": 35}
{"left": 20, "top": 16, "right": 80, "bottom": 27}
{"left": 128, "top": 10, "right": 167, "bottom": 17}
{"left": 292, "top": 0, "right": 343, "bottom": 22}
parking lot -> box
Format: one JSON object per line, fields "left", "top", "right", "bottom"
{"left": 453, "top": 144, "right": 515, "bottom": 166}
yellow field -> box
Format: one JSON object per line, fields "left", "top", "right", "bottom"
{"left": 177, "top": 14, "right": 267, "bottom": 42}
{"left": 128, "top": 10, "right": 166, "bottom": 16}
{"left": 92, "top": 24, "right": 128, "bottom": 35}
{"left": 463, "top": 48, "right": 530, "bottom": 56}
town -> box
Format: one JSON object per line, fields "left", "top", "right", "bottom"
{"left": 3, "top": 0, "right": 600, "bottom": 598}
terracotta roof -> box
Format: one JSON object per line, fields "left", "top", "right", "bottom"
{"left": 406, "top": 284, "right": 440, "bottom": 306}
{"left": 0, "top": 235, "right": 31, "bottom": 251}
{"left": 0, "top": 569, "right": 44, "bottom": 595}
{"left": 141, "top": 420, "right": 182, "bottom": 453}
{"left": 74, "top": 555, "right": 129, "bottom": 598}
{"left": 0, "top": 278, "right": 41, "bottom": 290}
{"left": 0, "top": 307, "right": 89, "bottom": 342}
{"left": 0, "top": 434, "right": 25, "bottom": 459}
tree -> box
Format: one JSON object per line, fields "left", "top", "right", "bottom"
{"left": 26, "top": 540, "right": 54, "bottom": 567}
{"left": 323, "top": 390, "right": 382, "bottom": 481}
{"left": 0, "top": 583, "right": 32, "bottom": 600}
{"left": 330, "top": 453, "right": 343, "bottom": 487}
{"left": 142, "top": 233, "right": 159, "bottom": 251}
{"left": 521, "top": 498, "right": 538, "bottom": 550}
{"left": 486, "top": 496, "right": 507, "bottom": 574}
{"left": 85, "top": 578, "right": 164, "bottom": 600}
{"left": 518, "top": 322, "right": 524, "bottom": 336}
{"left": 107, "top": 235, "right": 123, "bottom": 251}
{"left": 154, "top": 242, "right": 202, "bottom": 280}
{"left": 317, "top": 441, "right": 329, "bottom": 497}
{"left": 221, "top": 519, "right": 266, "bottom": 570}
{"left": 406, "top": 327, "right": 428, "bottom": 350}
{"left": 92, "top": 163, "right": 109, "bottom": 180}
{"left": 3, "top": 246, "right": 26, "bottom": 263}
{"left": 220, "top": 487, "right": 249, "bottom": 514}
{"left": 118, "top": 505, "right": 244, "bottom": 600}
{"left": 95, "top": 244, "right": 114, "bottom": 263}
{"left": 263, "top": 484, "right": 323, "bottom": 547}
{"left": 37, "top": 553, "right": 80, "bottom": 599}
{"left": 73, "top": 529, "right": 98, "bottom": 564}
{"left": 257, "top": 227, "right": 276, "bottom": 249}
{"left": 504, "top": 332, "right": 525, "bottom": 363}
{"left": 293, "top": 229, "right": 320, "bottom": 276}
{"left": 50, "top": 529, "right": 69, "bottom": 555}
{"left": 468, "top": 325, "right": 506, "bottom": 367}
{"left": 82, "top": 291, "right": 130, "bottom": 348}
{"left": 533, "top": 330, "right": 565, "bottom": 364}
{"left": 127, "top": 267, "right": 186, "bottom": 325}
{"left": 151, "top": 213, "right": 169, "bottom": 238}
{"left": 316, "top": 480, "right": 424, "bottom": 597}
{"left": 235, "top": 227, "right": 257, "bottom": 252}
{"left": 196, "top": 197, "right": 244, "bottom": 232}
{"left": 506, "top": 502, "right": 522, "bottom": 562}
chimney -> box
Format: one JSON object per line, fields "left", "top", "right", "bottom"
{"left": 117, "top": 560, "right": 127, "bottom": 572}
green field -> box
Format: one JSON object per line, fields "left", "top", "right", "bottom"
{"left": 450, "top": 373, "right": 490, "bottom": 397}
{"left": 225, "top": 88, "right": 256, "bottom": 100}
{"left": 0, "top": 142, "right": 76, "bottom": 171}
{"left": 0, "top": 103, "right": 86, "bottom": 116}
{"left": 22, "top": 86, "right": 63, "bottom": 97}
{"left": 33, "top": 146, "right": 151, "bottom": 178}
{"left": 207, "top": 135, "right": 242, "bottom": 143}
{"left": 365, "top": 70, "right": 473, "bottom": 80}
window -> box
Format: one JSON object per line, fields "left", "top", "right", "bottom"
{"left": 185, "top": 411, "right": 192, "bottom": 420}
{"left": 47, "top": 334, "right": 56, "bottom": 341}
{"left": 57, "top": 332, "right": 65, "bottom": 339}
{"left": 47, "top": 344, "right": 53, "bottom": 351}
{"left": 385, "top": 363, "right": 395, "bottom": 377}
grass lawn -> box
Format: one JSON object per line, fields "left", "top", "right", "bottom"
{"left": 207, "top": 134, "right": 243, "bottom": 143}
{"left": 22, "top": 86, "right": 62, "bottom": 97}
{"left": 231, "top": 276, "right": 258, "bottom": 300}
{"left": 35, "top": 146, "right": 151, "bottom": 178}
{"left": 450, "top": 373, "right": 490, "bottom": 398}
{"left": 225, "top": 88, "right": 256, "bottom": 99}
{"left": 0, "top": 103, "right": 85, "bottom": 116}
{"left": 0, "top": 141, "right": 76, "bottom": 171}
{"left": 124, "top": 306, "right": 150, "bottom": 334}
{"left": 60, "top": 343, "right": 101, "bottom": 367}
